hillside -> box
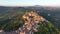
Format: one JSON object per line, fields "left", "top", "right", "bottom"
{"left": 0, "top": 6, "right": 60, "bottom": 34}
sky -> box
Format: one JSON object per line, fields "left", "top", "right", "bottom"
{"left": 0, "top": 0, "right": 60, "bottom": 6}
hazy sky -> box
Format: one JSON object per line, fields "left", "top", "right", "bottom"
{"left": 0, "top": 0, "right": 60, "bottom": 6}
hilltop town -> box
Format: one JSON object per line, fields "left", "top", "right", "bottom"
{"left": 17, "top": 11, "right": 46, "bottom": 34}
{"left": 0, "top": 11, "right": 46, "bottom": 34}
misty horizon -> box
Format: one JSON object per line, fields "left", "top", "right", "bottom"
{"left": 0, "top": 0, "right": 60, "bottom": 7}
